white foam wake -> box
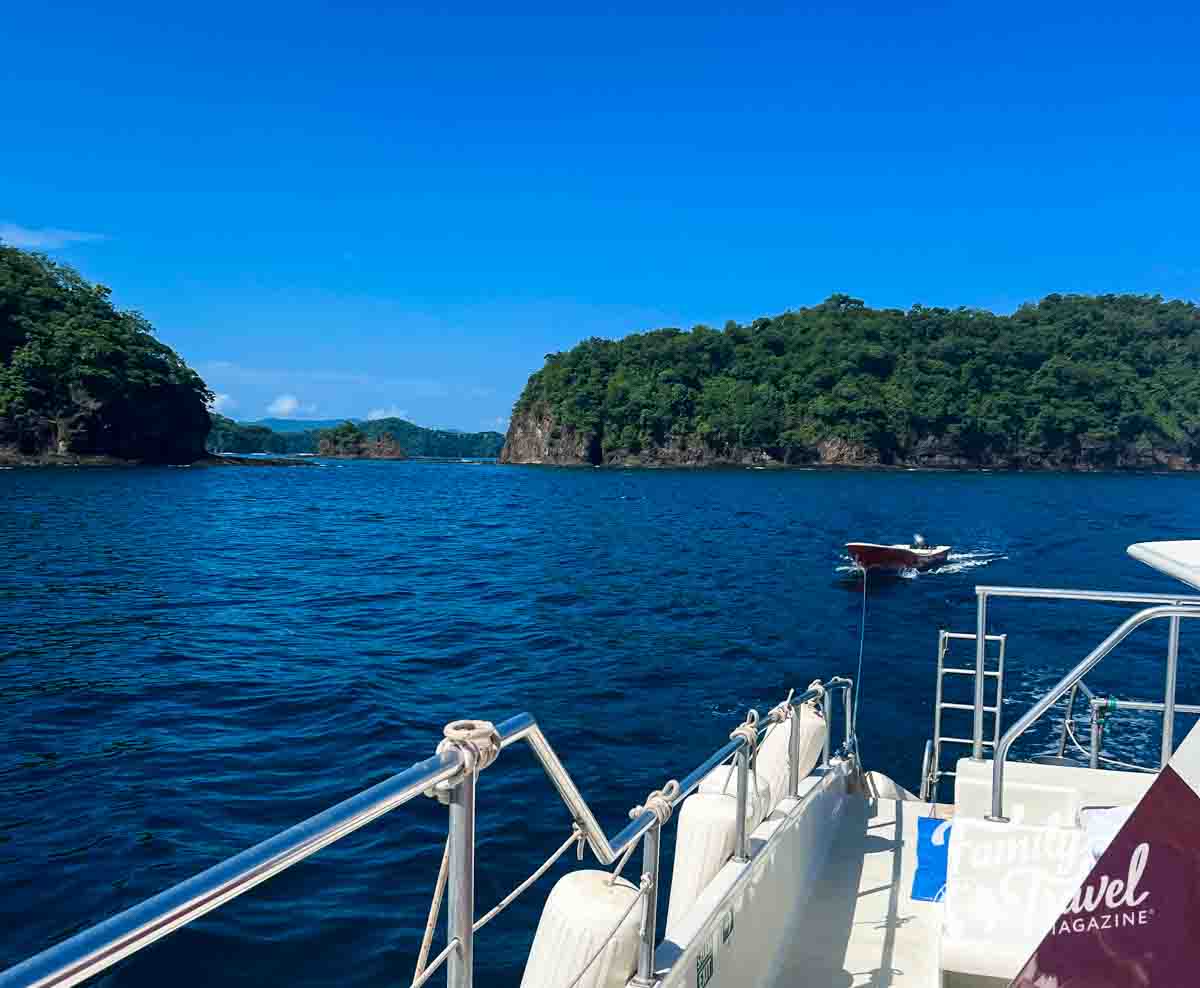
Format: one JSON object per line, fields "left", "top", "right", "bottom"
{"left": 835, "top": 548, "right": 1006, "bottom": 578}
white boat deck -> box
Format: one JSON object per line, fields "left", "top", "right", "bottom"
{"left": 777, "top": 794, "right": 943, "bottom": 987}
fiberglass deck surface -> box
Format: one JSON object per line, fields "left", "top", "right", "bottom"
{"left": 779, "top": 795, "right": 942, "bottom": 987}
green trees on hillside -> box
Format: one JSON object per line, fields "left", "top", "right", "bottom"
{"left": 1, "top": 245, "right": 212, "bottom": 461}
{"left": 514, "top": 293, "right": 1200, "bottom": 465}
{"left": 207, "top": 414, "right": 505, "bottom": 457}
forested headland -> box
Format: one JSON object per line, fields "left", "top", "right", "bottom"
{"left": 0, "top": 243, "right": 504, "bottom": 465}
{"left": 502, "top": 293, "right": 1200, "bottom": 470}
{"left": 1, "top": 245, "right": 211, "bottom": 463}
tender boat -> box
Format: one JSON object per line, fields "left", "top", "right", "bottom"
{"left": 5, "top": 539, "right": 1200, "bottom": 988}
{"left": 846, "top": 533, "right": 951, "bottom": 571}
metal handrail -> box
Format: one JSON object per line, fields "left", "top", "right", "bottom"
{"left": 2, "top": 679, "right": 855, "bottom": 988}
{"left": 987, "top": 605, "right": 1200, "bottom": 821}
{"left": 0, "top": 749, "right": 464, "bottom": 988}
{"left": 972, "top": 586, "right": 1200, "bottom": 759}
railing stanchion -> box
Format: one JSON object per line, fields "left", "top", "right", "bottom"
{"left": 973, "top": 591, "right": 988, "bottom": 760}
{"left": 1089, "top": 704, "right": 1102, "bottom": 770}
{"left": 843, "top": 684, "right": 853, "bottom": 753}
{"left": 1057, "top": 684, "right": 1078, "bottom": 758}
{"left": 821, "top": 705, "right": 831, "bottom": 768}
{"left": 733, "top": 743, "right": 750, "bottom": 862}
{"left": 1163, "top": 614, "right": 1181, "bottom": 768}
{"left": 989, "top": 605, "right": 1200, "bottom": 822}
{"left": 787, "top": 704, "right": 801, "bottom": 796}
{"left": 446, "top": 764, "right": 477, "bottom": 988}
{"left": 633, "top": 823, "right": 661, "bottom": 986}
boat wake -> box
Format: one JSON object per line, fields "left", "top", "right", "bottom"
{"left": 933, "top": 549, "right": 1008, "bottom": 575}
{"left": 835, "top": 548, "right": 1006, "bottom": 579}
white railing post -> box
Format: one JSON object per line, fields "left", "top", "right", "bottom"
{"left": 1163, "top": 614, "right": 1181, "bottom": 768}
{"left": 973, "top": 591, "right": 988, "bottom": 760}
{"left": 843, "top": 684, "right": 853, "bottom": 752}
{"left": 822, "top": 708, "right": 831, "bottom": 768}
{"left": 633, "top": 823, "right": 661, "bottom": 986}
{"left": 446, "top": 768, "right": 476, "bottom": 988}
{"left": 788, "top": 705, "right": 801, "bottom": 796}
{"left": 439, "top": 720, "right": 502, "bottom": 988}
{"left": 733, "top": 744, "right": 750, "bottom": 862}
{"left": 1089, "top": 704, "right": 1103, "bottom": 770}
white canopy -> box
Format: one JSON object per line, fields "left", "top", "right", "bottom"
{"left": 1127, "top": 540, "right": 1200, "bottom": 590}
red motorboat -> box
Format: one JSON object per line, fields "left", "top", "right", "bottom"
{"left": 846, "top": 535, "right": 951, "bottom": 572}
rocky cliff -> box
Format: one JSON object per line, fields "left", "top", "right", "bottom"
{"left": 501, "top": 404, "right": 1197, "bottom": 469}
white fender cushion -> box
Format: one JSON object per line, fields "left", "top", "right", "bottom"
{"left": 664, "top": 784, "right": 766, "bottom": 940}
{"left": 520, "top": 870, "right": 641, "bottom": 988}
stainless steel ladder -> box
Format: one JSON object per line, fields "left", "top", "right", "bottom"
{"left": 924, "top": 630, "right": 1007, "bottom": 802}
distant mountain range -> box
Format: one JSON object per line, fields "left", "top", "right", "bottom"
{"left": 253, "top": 418, "right": 356, "bottom": 433}
{"left": 209, "top": 415, "right": 504, "bottom": 458}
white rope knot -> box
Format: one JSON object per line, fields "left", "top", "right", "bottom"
{"left": 629, "top": 779, "right": 680, "bottom": 826}
{"left": 803, "top": 679, "right": 825, "bottom": 715}
{"left": 729, "top": 708, "right": 760, "bottom": 752}
{"left": 768, "top": 689, "right": 795, "bottom": 724}
{"left": 436, "top": 719, "right": 502, "bottom": 773}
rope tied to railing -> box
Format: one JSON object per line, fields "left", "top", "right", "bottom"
{"left": 423, "top": 719, "right": 503, "bottom": 804}
{"left": 438, "top": 718, "right": 502, "bottom": 772}
{"left": 728, "top": 708, "right": 760, "bottom": 750}
{"left": 629, "top": 779, "right": 681, "bottom": 827}
{"left": 767, "top": 689, "right": 794, "bottom": 724}
{"left": 608, "top": 779, "right": 680, "bottom": 883}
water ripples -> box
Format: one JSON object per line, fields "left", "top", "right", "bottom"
{"left": 2, "top": 464, "right": 1199, "bottom": 986}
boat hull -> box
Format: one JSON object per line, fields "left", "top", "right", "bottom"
{"left": 845, "top": 542, "right": 951, "bottom": 572}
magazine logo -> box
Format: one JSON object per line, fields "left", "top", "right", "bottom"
{"left": 1050, "top": 841, "right": 1153, "bottom": 936}
{"left": 941, "top": 811, "right": 1160, "bottom": 941}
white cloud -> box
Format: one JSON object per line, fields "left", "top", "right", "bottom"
{"left": 266, "top": 393, "right": 316, "bottom": 417}
{"left": 0, "top": 222, "right": 106, "bottom": 249}
{"left": 208, "top": 393, "right": 238, "bottom": 414}
{"left": 367, "top": 405, "right": 410, "bottom": 421}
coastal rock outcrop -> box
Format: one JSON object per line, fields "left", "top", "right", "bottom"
{"left": 316, "top": 422, "right": 408, "bottom": 459}
{"left": 501, "top": 404, "right": 1200, "bottom": 470}
{"left": 499, "top": 405, "right": 600, "bottom": 465}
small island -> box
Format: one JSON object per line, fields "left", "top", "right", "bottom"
{"left": 316, "top": 421, "right": 407, "bottom": 459}
{"left": 502, "top": 293, "right": 1200, "bottom": 471}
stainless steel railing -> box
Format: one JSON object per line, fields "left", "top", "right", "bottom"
{"left": 986, "top": 604, "right": 1200, "bottom": 821}
{"left": 0, "top": 749, "right": 464, "bottom": 988}
{"left": 1060, "top": 690, "right": 1200, "bottom": 770}
{"left": 0, "top": 679, "right": 855, "bottom": 988}
{"left": 971, "top": 586, "right": 1200, "bottom": 761}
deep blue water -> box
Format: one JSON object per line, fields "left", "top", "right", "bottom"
{"left": 3, "top": 463, "right": 1200, "bottom": 986}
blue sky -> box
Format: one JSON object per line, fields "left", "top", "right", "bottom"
{"left": 4, "top": 2, "right": 1197, "bottom": 431}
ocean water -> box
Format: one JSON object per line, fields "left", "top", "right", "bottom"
{"left": 2, "top": 462, "right": 1199, "bottom": 986}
